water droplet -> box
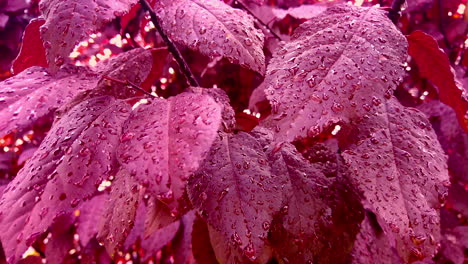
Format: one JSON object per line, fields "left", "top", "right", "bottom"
{"left": 244, "top": 38, "right": 253, "bottom": 46}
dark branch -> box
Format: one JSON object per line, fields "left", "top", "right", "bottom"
{"left": 388, "top": 0, "right": 406, "bottom": 24}
{"left": 234, "top": 0, "right": 282, "bottom": 41}
{"left": 139, "top": 0, "right": 200, "bottom": 87}
{"left": 102, "top": 75, "right": 156, "bottom": 98}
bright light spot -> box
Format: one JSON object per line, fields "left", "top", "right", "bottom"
{"left": 22, "top": 247, "right": 40, "bottom": 259}
{"left": 255, "top": 112, "right": 261, "bottom": 118}
{"left": 110, "top": 35, "right": 123, "bottom": 48}
{"left": 243, "top": 109, "right": 251, "bottom": 115}
{"left": 457, "top": 4, "right": 466, "bottom": 14}
{"left": 160, "top": 77, "right": 168, "bottom": 84}
{"left": 70, "top": 51, "right": 80, "bottom": 59}
{"left": 103, "top": 48, "right": 112, "bottom": 56}
{"left": 3, "top": 146, "right": 9, "bottom": 152}
{"left": 15, "top": 139, "right": 23, "bottom": 146}
{"left": 74, "top": 209, "right": 80, "bottom": 217}
{"left": 419, "top": 90, "right": 429, "bottom": 100}
{"left": 89, "top": 56, "right": 97, "bottom": 67}
{"left": 409, "top": 88, "right": 419, "bottom": 97}
{"left": 90, "top": 33, "right": 97, "bottom": 38}
{"left": 331, "top": 125, "right": 341, "bottom": 135}
{"left": 69, "top": 249, "right": 77, "bottom": 255}
{"left": 132, "top": 98, "right": 149, "bottom": 110}
{"left": 168, "top": 67, "right": 175, "bottom": 74}
{"left": 97, "top": 180, "right": 112, "bottom": 192}
{"left": 448, "top": 11, "right": 453, "bottom": 16}
{"left": 354, "top": 0, "right": 364, "bottom": 6}
{"left": 125, "top": 33, "right": 131, "bottom": 39}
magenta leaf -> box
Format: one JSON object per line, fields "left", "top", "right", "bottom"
{"left": 154, "top": 0, "right": 266, "bottom": 74}
{"left": 39, "top": 0, "right": 138, "bottom": 72}
{"left": 45, "top": 214, "right": 75, "bottom": 264}
{"left": 0, "top": 96, "right": 131, "bottom": 262}
{"left": 340, "top": 99, "right": 449, "bottom": 261}
{"left": 76, "top": 194, "right": 108, "bottom": 246}
{"left": 0, "top": 65, "right": 99, "bottom": 136}
{"left": 351, "top": 214, "right": 402, "bottom": 264}
{"left": 263, "top": 5, "right": 407, "bottom": 142}
{"left": 188, "top": 130, "right": 282, "bottom": 263}
{"left": 97, "top": 169, "right": 140, "bottom": 254}
{"left": 117, "top": 92, "right": 222, "bottom": 208}
{"left": 124, "top": 200, "right": 181, "bottom": 260}
{"left": 171, "top": 210, "right": 196, "bottom": 264}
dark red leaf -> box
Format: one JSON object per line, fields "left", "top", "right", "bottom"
{"left": 76, "top": 194, "right": 108, "bottom": 247}
{"left": 407, "top": 30, "right": 468, "bottom": 134}
{"left": 171, "top": 210, "right": 196, "bottom": 264}
{"left": 191, "top": 216, "right": 218, "bottom": 264}
{"left": 12, "top": 18, "right": 48, "bottom": 75}
{"left": 154, "top": 0, "right": 266, "bottom": 74}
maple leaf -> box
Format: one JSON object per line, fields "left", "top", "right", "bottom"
{"left": 117, "top": 92, "right": 222, "bottom": 208}
{"left": 0, "top": 96, "right": 131, "bottom": 262}
{"left": 340, "top": 98, "right": 449, "bottom": 261}
{"left": 76, "top": 194, "right": 108, "bottom": 246}
{"left": 263, "top": 5, "right": 407, "bottom": 142}
{"left": 39, "top": 0, "right": 138, "bottom": 72}
{"left": 407, "top": 30, "right": 468, "bottom": 134}
{"left": 0, "top": 65, "right": 100, "bottom": 137}
{"left": 188, "top": 130, "right": 282, "bottom": 263}
{"left": 154, "top": 0, "right": 266, "bottom": 74}
{"left": 12, "top": 18, "right": 48, "bottom": 74}
{"left": 45, "top": 215, "right": 75, "bottom": 264}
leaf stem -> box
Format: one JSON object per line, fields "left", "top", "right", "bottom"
{"left": 102, "top": 75, "right": 156, "bottom": 98}
{"left": 388, "top": 0, "right": 406, "bottom": 24}
{"left": 139, "top": 0, "right": 200, "bottom": 87}
{"left": 234, "top": 0, "right": 282, "bottom": 41}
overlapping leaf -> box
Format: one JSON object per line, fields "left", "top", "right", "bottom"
{"left": 0, "top": 96, "right": 131, "bottom": 262}
{"left": 39, "top": 0, "right": 138, "bottom": 72}
{"left": 0, "top": 65, "right": 99, "bottom": 136}
{"left": 117, "top": 92, "right": 222, "bottom": 207}
{"left": 341, "top": 99, "right": 449, "bottom": 261}
{"left": 263, "top": 5, "right": 407, "bottom": 142}
{"left": 154, "top": 0, "right": 266, "bottom": 74}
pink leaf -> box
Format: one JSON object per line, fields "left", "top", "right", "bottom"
{"left": 117, "top": 92, "right": 222, "bottom": 208}
{"left": 97, "top": 169, "right": 140, "bottom": 254}
{"left": 154, "top": 0, "right": 266, "bottom": 74}
{"left": 0, "top": 65, "right": 99, "bottom": 136}
{"left": 341, "top": 99, "right": 449, "bottom": 261}
{"left": 264, "top": 5, "right": 407, "bottom": 142}
{"left": 0, "top": 96, "right": 131, "bottom": 262}
{"left": 188, "top": 130, "right": 282, "bottom": 263}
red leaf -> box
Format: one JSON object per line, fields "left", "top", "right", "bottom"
{"left": 407, "top": 30, "right": 468, "bottom": 134}
{"left": 12, "top": 18, "right": 48, "bottom": 75}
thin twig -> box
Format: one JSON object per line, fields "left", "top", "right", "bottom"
{"left": 102, "top": 75, "right": 156, "bottom": 97}
{"left": 234, "top": 0, "right": 282, "bottom": 41}
{"left": 388, "top": 0, "right": 406, "bottom": 24}
{"left": 139, "top": 0, "right": 200, "bottom": 87}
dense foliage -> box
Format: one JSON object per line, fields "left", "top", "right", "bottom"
{"left": 0, "top": 0, "right": 467, "bottom": 263}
